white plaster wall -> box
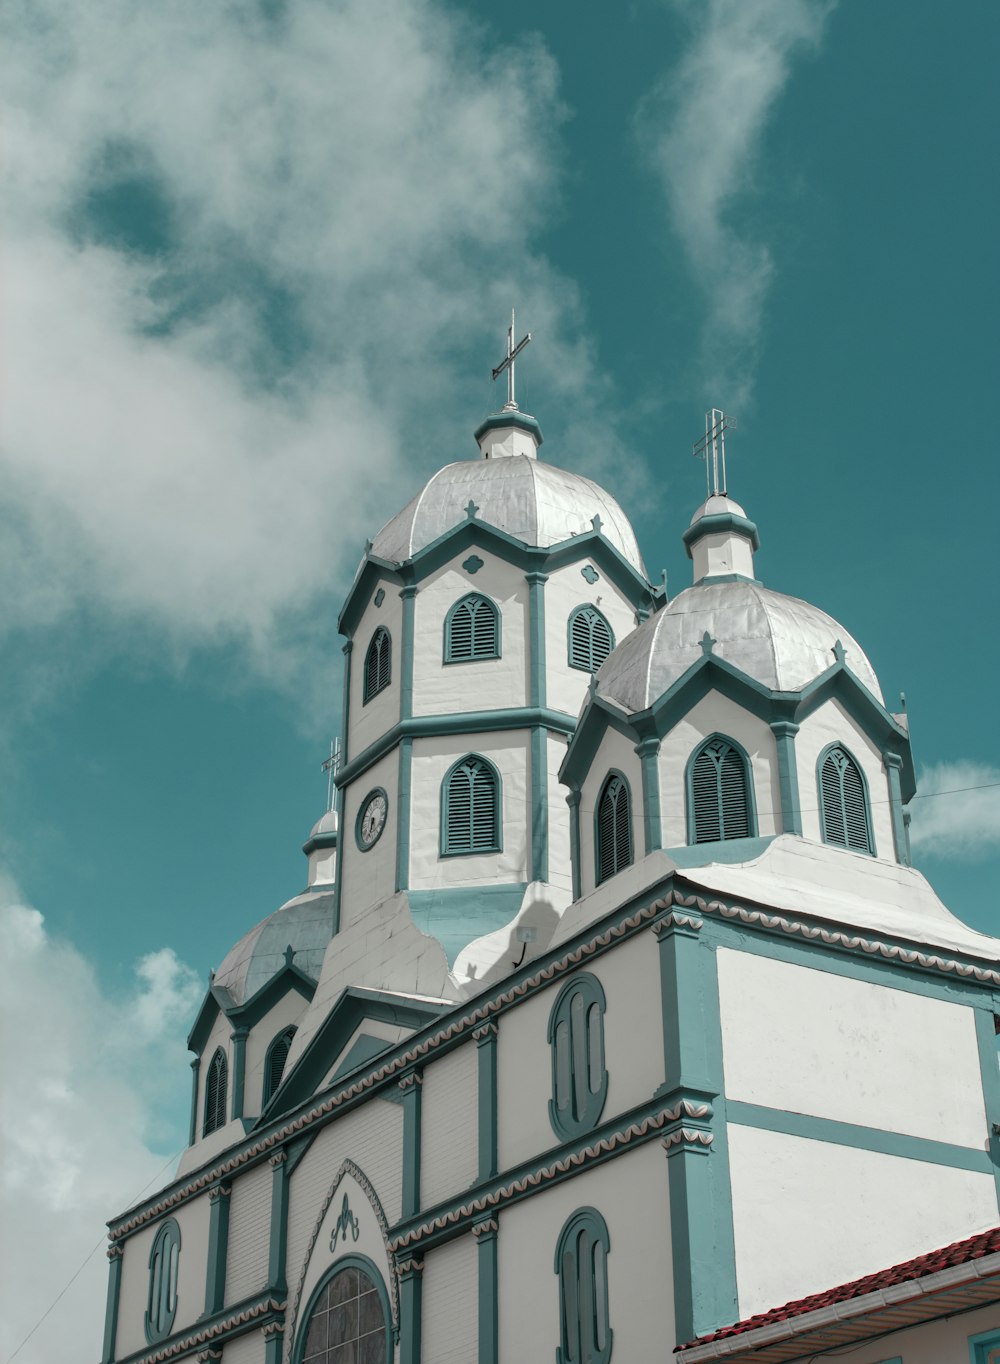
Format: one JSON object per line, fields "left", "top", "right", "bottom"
{"left": 225, "top": 1160, "right": 272, "bottom": 1303}
{"left": 717, "top": 948, "right": 988, "bottom": 1147}
{"left": 728, "top": 1123, "right": 999, "bottom": 1317}
{"left": 339, "top": 750, "right": 399, "bottom": 924}
{"left": 543, "top": 561, "right": 642, "bottom": 718}
{"left": 421, "top": 1233, "right": 478, "bottom": 1363}
{"left": 243, "top": 990, "right": 311, "bottom": 1120}
{"left": 408, "top": 729, "right": 529, "bottom": 890}
{"left": 578, "top": 726, "right": 643, "bottom": 897}
{"left": 421, "top": 1042, "right": 478, "bottom": 1207}
{"left": 498, "top": 1141, "right": 672, "bottom": 1364}
{"left": 412, "top": 556, "right": 529, "bottom": 715}
{"left": 222, "top": 1331, "right": 264, "bottom": 1363}
{"left": 350, "top": 586, "right": 404, "bottom": 759}
{"left": 795, "top": 697, "right": 895, "bottom": 856}
{"left": 657, "top": 691, "right": 780, "bottom": 849}
{"left": 115, "top": 1196, "right": 211, "bottom": 1358}
{"left": 547, "top": 731, "right": 574, "bottom": 893}
{"left": 832, "top": 1301, "right": 1000, "bottom": 1364}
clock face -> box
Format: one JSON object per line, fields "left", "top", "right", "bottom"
{"left": 357, "top": 789, "right": 388, "bottom": 850}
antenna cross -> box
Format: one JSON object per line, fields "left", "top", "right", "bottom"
{"left": 321, "top": 739, "right": 341, "bottom": 812}
{"left": 491, "top": 309, "right": 532, "bottom": 411}
{"left": 693, "top": 408, "right": 736, "bottom": 498}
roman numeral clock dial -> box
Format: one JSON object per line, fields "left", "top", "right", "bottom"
{"left": 356, "top": 788, "right": 388, "bottom": 851}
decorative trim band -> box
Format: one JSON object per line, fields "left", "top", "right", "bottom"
{"left": 472, "top": 1217, "right": 500, "bottom": 1238}
{"left": 117, "top": 1295, "right": 284, "bottom": 1364}
{"left": 395, "top": 1256, "right": 424, "bottom": 1276}
{"left": 662, "top": 1129, "right": 714, "bottom": 1153}
{"left": 473, "top": 1022, "right": 499, "bottom": 1043}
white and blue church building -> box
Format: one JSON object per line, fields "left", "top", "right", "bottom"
{"left": 101, "top": 352, "right": 1000, "bottom": 1364}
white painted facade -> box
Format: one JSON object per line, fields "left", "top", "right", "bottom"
{"left": 102, "top": 405, "right": 1000, "bottom": 1364}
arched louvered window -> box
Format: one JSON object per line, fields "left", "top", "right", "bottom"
{"left": 554, "top": 1208, "right": 613, "bottom": 1364}
{"left": 548, "top": 974, "right": 608, "bottom": 1140}
{"left": 145, "top": 1219, "right": 181, "bottom": 1344}
{"left": 203, "top": 1046, "right": 228, "bottom": 1137}
{"left": 819, "top": 744, "right": 874, "bottom": 854}
{"left": 363, "top": 627, "right": 391, "bottom": 703}
{"left": 263, "top": 1025, "right": 296, "bottom": 1106}
{"left": 595, "top": 772, "right": 632, "bottom": 884}
{"left": 568, "top": 605, "right": 615, "bottom": 673}
{"left": 444, "top": 593, "right": 500, "bottom": 663}
{"left": 441, "top": 754, "right": 501, "bottom": 856}
{"left": 688, "top": 735, "right": 756, "bottom": 844}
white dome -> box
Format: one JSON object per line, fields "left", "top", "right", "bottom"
{"left": 597, "top": 579, "right": 883, "bottom": 712}
{"left": 371, "top": 456, "right": 646, "bottom": 576}
{"left": 213, "top": 893, "right": 334, "bottom": 1006}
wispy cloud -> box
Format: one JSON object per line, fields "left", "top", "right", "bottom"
{"left": 0, "top": 886, "right": 200, "bottom": 1363}
{"left": 909, "top": 761, "right": 1000, "bottom": 861}
{"left": 638, "top": 0, "right": 835, "bottom": 406}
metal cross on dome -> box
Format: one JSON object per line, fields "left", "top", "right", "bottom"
{"left": 693, "top": 408, "right": 736, "bottom": 498}
{"left": 491, "top": 309, "right": 532, "bottom": 411}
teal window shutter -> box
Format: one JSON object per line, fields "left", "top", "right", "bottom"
{"left": 263, "top": 1025, "right": 296, "bottom": 1106}
{"left": 554, "top": 1208, "right": 613, "bottom": 1364}
{"left": 441, "top": 754, "right": 501, "bottom": 855}
{"left": 144, "top": 1219, "right": 181, "bottom": 1344}
{"left": 363, "top": 627, "right": 391, "bottom": 703}
{"left": 595, "top": 772, "right": 632, "bottom": 883}
{"left": 203, "top": 1047, "right": 228, "bottom": 1136}
{"left": 444, "top": 593, "right": 500, "bottom": 662}
{"left": 688, "top": 735, "right": 755, "bottom": 843}
{"left": 548, "top": 973, "right": 608, "bottom": 1140}
{"left": 819, "top": 744, "right": 874, "bottom": 854}
{"left": 568, "top": 605, "right": 615, "bottom": 673}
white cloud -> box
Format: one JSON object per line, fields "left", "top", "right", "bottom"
{"left": 0, "top": 888, "right": 200, "bottom": 1364}
{"left": 638, "top": 0, "right": 835, "bottom": 406}
{"left": 909, "top": 761, "right": 1000, "bottom": 861}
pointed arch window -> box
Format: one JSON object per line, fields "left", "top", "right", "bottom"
{"left": 688, "top": 735, "right": 756, "bottom": 843}
{"left": 444, "top": 593, "right": 500, "bottom": 663}
{"left": 819, "top": 744, "right": 874, "bottom": 854}
{"left": 596, "top": 772, "right": 632, "bottom": 883}
{"left": 441, "top": 754, "right": 501, "bottom": 855}
{"left": 548, "top": 973, "right": 608, "bottom": 1140}
{"left": 145, "top": 1219, "right": 181, "bottom": 1344}
{"left": 554, "top": 1208, "right": 613, "bottom": 1364}
{"left": 263, "top": 1025, "right": 297, "bottom": 1106}
{"left": 203, "top": 1047, "right": 228, "bottom": 1137}
{"left": 363, "top": 627, "right": 391, "bottom": 703}
{"left": 568, "top": 605, "right": 615, "bottom": 673}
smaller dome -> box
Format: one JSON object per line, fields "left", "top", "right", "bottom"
{"left": 213, "top": 893, "right": 334, "bottom": 1007}
{"left": 688, "top": 493, "right": 749, "bottom": 523}
{"left": 597, "top": 579, "right": 883, "bottom": 712}
{"left": 309, "top": 809, "right": 338, "bottom": 839}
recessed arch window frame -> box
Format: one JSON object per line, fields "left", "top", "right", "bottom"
{"left": 548, "top": 972, "right": 608, "bottom": 1141}
{"left": 568, "top": 604, "right": 615, "bottom": 674}
{"left": 144, "top": 1218, "right": 181, "bottom": 1344}
{"left": 202, "top": 1046, "right": 228, "bottom": 1137}
{"left": 440, "top": 752, "right": 502, "bottom": 857}
{"left": 362, "top": 626, "right": 391, "bottom": 704}
{"left": 443, "top": 592, "right": 501, "bottom": 664}
{"left": 263, "top": 1025, "right": 297, "bottom": 1107}
{"left": 817, "top": 742, "right": 876, "bottom": 855}
{"left": 686, "top": 733, "right": 757, "bottom": 845}
{"left": 595, "top": 769, "right": 633, "bottom": 885}
{"left": 293, "top": 1253, "right": 391, "bottom": 1364}
{"left": 554, "top": 1206, "right": 613, "bottom": 1364}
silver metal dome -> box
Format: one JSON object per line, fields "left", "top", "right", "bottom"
{"left": 596, "top": 579, "right": 883, "bottom": 712}
{"left": 212, "top": 893, "right": 333, "bottom": 1006}
{"left": 370, "top": 456, "right": 646, "bottom": 575}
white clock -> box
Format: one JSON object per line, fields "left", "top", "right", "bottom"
{"left": 356, "top": 788, "right": 388, "bottom": 850}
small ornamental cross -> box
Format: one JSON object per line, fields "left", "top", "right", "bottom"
{"left": 491, "top": 309, "right": 532, "bottom": 411}
{"left": 465, "top": 499, "right": 479, "bottom": 519}
{"left": 321, "top": 738, "right": 341, "bottom": 812}
{"left": 831, "top": 639, "right": 847, "bottom": 665}
{"left": 700, "top": 631, "right": 716, "bottom": 657}
{"left": 693, "top": 408, "right": 736, "bottom": 498}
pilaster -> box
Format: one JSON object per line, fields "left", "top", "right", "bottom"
{"left": 396, "top": 1255, "right": 424, "bottom": 1364}
{"left": 204, "top": 1181, "right": 231, "bottom": 1317}
{"left": 262, "top": 1322, "right": 285, "bottom": 1364}
{"left": 333, "top": 637, "right": 353, "bottom": 936}
{"left": 400, "top": 1071, "right": 423, "bottom": 1220}
{"left": 396, "top": 735, "right": 413, "bottom": 892}
{"left": 101, "top": 1242, "right": 123, "bottom": 1364}
{"left": 400, "top": 584, "right": 418, "bottom": 723}
{"left": 567, "top": 789, "right": 582, "bottom": 902}
{"left": 769, "top": 720, "right": 801, "bottom": 836}
{"left": 635, "top": 736, "right": 662, "bottom": 853}
{"left": 883, "top": 751, "right": 909, "bottom": 866}
{"left": 473, "top": 1216, "right": 500, "bottom": 1364}
{"left": 268, "top": 1150, "right": 290, "bottom": 1295}
{"left": 231, "top": 1027, "right": 249, "bottom": 1121}
{"left": 474, "top": 1022, "right": 499, "bottom": 1182}
{"left": 188, "top": 1056, "right": 201, "bottom": 1148}
{"left": 527, "top": 572, "right": 549, "bottom": 882}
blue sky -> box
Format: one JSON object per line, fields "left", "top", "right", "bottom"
{"left": 2, "top": 1, "right": 998, "bottom": 1358}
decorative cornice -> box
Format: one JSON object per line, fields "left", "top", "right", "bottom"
{"left": 107, "top": 1241, "right": 124, "bottom": 1261}
{"left": 662, "top": 1129, "right": 715, "bottom": 1155}
{"left": 117, "top": 1295, "right": 284, "bottom": 1364}
{"left": 472, "top": 1022, "right": 499, "bottom": 1044}
{"left": 261, "top": 1322, "right": 284, "bottom": 1340}
{"left": 208, "top": 1183, "right": 231, "bottom": 1204}
{"left": 395, "top": 1256, "right": 424, "bottom": 1277}
{"left": 652, "top": 910, "right": 704, "bottom": 940}
{"left": 471, "top": 1216, "right": 500, "bottom": 1238}
{"left": 269, "top": 1150, "right": 288, "bottom": 1168}
{"left": 197, "top": 1351, "right": 223, "bottom": 1363}
{"left": 397, "top": 1071, "right": 423, "bottom": 1091}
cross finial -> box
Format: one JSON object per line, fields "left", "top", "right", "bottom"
{"left": 700, "top": 630, "right": 716, "bottom": 656}
{"left": 831, "top": 639, "right": 847, "bottom": 665}
{"left": 283, "top": 944, "right": 296, "bottom": 968}
{"left": 321, "top": 739, "right": 341, "bottom": 812}
{"left": 491, "top": 309, "right": 532, "bottom": 411}
{"left": 693, "top": 408, "right": 736, "bottom": 498}
{"left": 465, "top": 499, "right": 479, "bottom": 520}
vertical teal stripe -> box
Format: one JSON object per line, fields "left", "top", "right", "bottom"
{"left": 400, "top": 584, "right": 418, "bottom": 722}
{"left": 635, "top": 736, "right": 662, "bottom": 853}
{"left": 188, "top": 1057, "right": 200, "bottom": 1148}
{"left": 526, "top": 572, "right": 547, "bottom": 708}
{"left": 264, "top": 1327, "right": 284, "bottom": 1364}
{"left": 101, "top": 1245, "right": 123, "bottom": 1364}
{"left": 883, "top": 752, "right": 909, "bottom": 866}
{"left": 268, "top": 1151, "right": 290, "bottom": 1294}
{"left": 231, "top": 1028, "right": 248, "bottom": 1121}
{"left": 770, "top": 721, "right": 802, "bottom": 836}
{"left": 475, "top": 1024, "right": 499, "bottom": 1182}
{"left": 333, "top": 639, "right": 353, "bottom": 937}
{"left": 974, "top": 1007, "right": 1000, "bottom": 1214}
{"left": 396, "top": 736, "right": 413, "bottom": 892}
{"left": 400, "top": 1073, "right": 422, "bottom": 1219}
{"left": 474, "top": 1219, "right": 499, "bottom": 1364}
{"left": 204, "top": 1182, "right": 231, "bottom": 1316}
{"left": 568, "top": 790, "right": 582, "bottom": 901}
{"left": 527, "top": 572, "right": 548, "bottom": 883}
{"left": 398, "top": 1259, "right": 423, "bottom": 1364}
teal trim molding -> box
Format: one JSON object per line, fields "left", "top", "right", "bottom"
{"left": 531, "top": 725, "right": 548, "bottom": 883}
{"left": 554, "top": 1207, "right": 612, "bottom": 1364}
{"left": 474, "top": 409, "right": 543, "bottom": 446}
{"left": 102, "top": 1243, "right": 123, "bottom": 1364}
{"left": 231, "top": 1027, "right": 248, "bottom": 1122}
{"left": 293, "top": 1253, "right": 392, "bottom": 1364}
{"left": 974, "top": 1008, "right": 1000, "bottom": 1210}
{"left": 204, "top": 1183, "right": 231, "bottom": 1317}
{"left": 144, "top": 1218, "right": 182, "bottom": 1344}
{"left": 396, "top": 739, "right": 413, "bottom": 892}
{"left": 473, "top": 1216, "right": 499, "bottom": 1364}
{"left": 568, "top": 789, "right": 582, "bottom": 902}
{"left": 969, "top": 1327, "right": 1000, "bottom": 1363}
{"left": 548, "top": 973, "right": 608, "bottom": 1141}
{"left": 396, "top": 1254, "right": 423, "bottom": 1364}
{"left": 884, "top": 750, "right": 909, "bottom": 866}
{"left": 268, "top": 1150, "right": 290, "bottom": 1295}
{"left": 681, "top": 511, "right": 760, "bottom": 557}
{"left": 635, "top": 736, "right": 662, "bottom": 854}
{"left": 769, "top": 720, "right": 801, "bottom": 836}
{"left": 400, "top": 585, "right": 417, "bottom": 721}
{"left": 400, "top": 1071, "right": 422, "bottom": 1220}
{"left": 188, "top": 1057, "right": 200, "bottom": 1148}
{"left": 475, "top": 1022, "right": 499, "bottom": 1183}
{"left": 526, "top": 571, "right": 548, "bottom": 709}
